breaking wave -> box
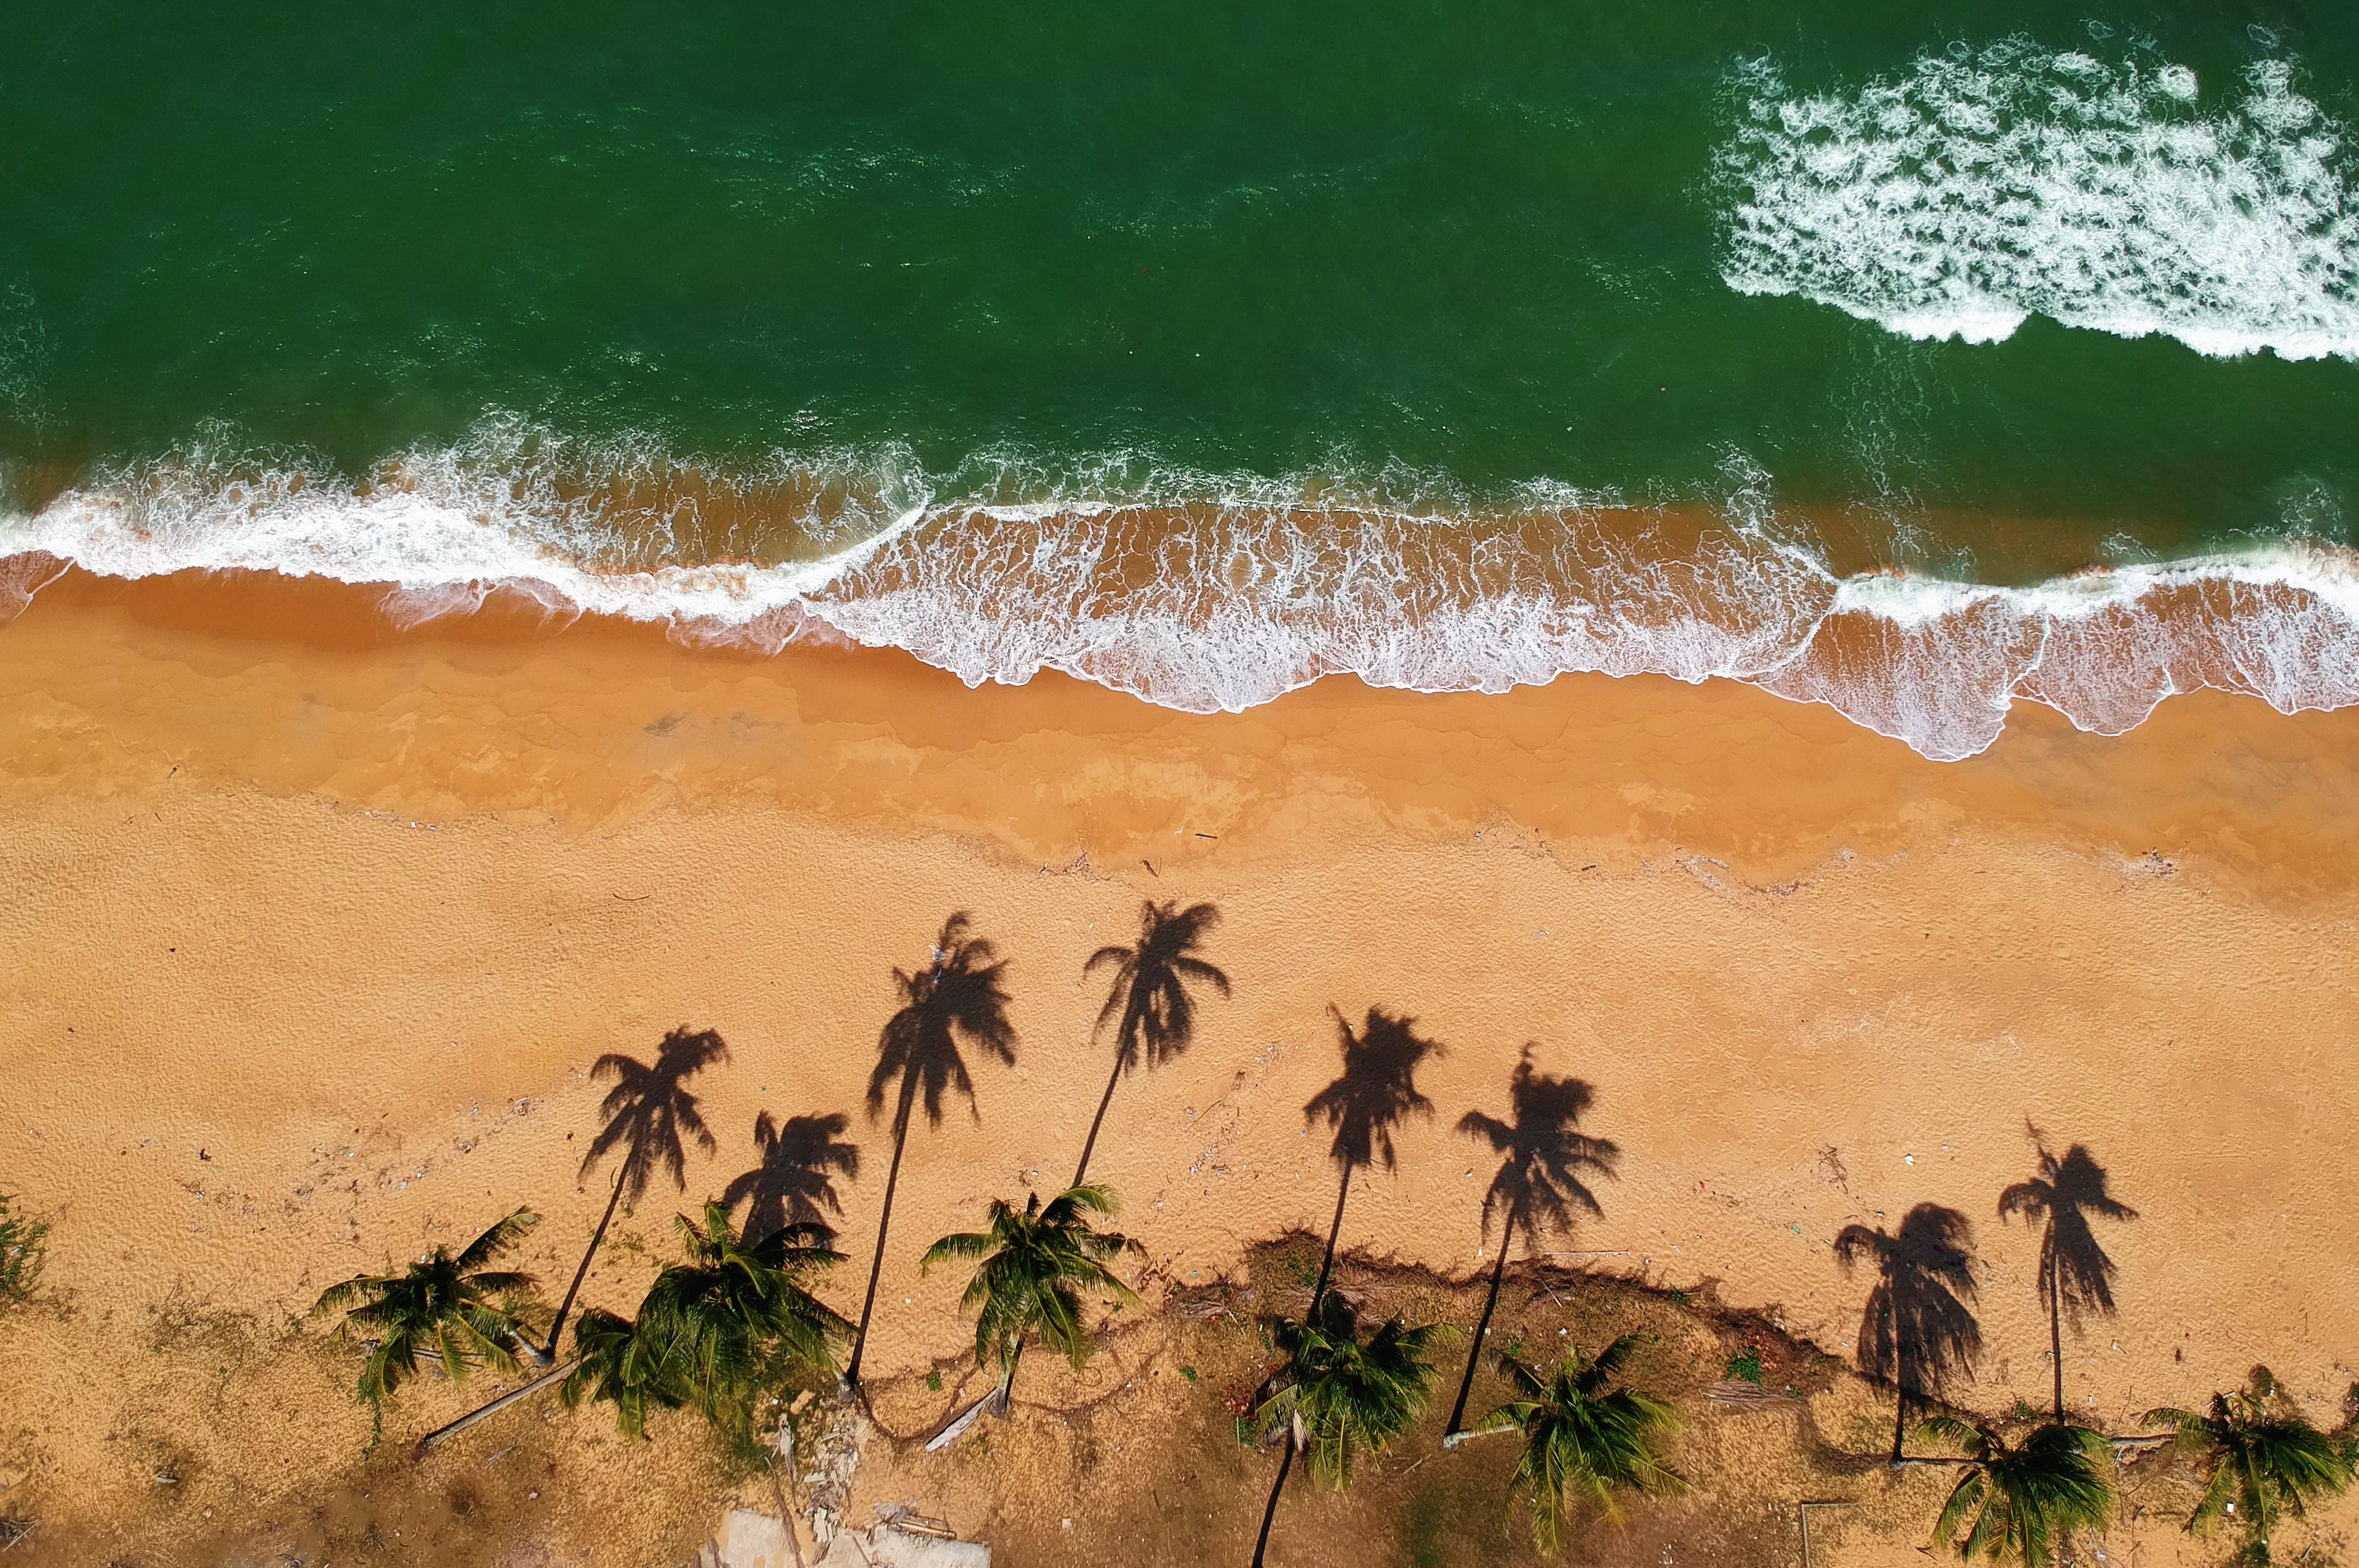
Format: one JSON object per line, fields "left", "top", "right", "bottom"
{"left": 4, "top": 422, "right": 2358, "bottom": 763}
{"left": 1716, "top": 42, "right": 2359, "bottom": 359}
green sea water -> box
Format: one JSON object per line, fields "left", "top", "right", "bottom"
{"left": 2, "top": 1, "right": 2357, "bottom": 757}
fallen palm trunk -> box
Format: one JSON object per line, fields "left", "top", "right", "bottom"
{"left": 412, "top": 1359, "right": 578, "bottom": 1457}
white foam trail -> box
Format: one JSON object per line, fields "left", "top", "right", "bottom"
{"left": 1717, "top": 43, "right": 2359, "bottom": 360}
{"left": 4, "top": 428, "right": 2357, "bottom": 763}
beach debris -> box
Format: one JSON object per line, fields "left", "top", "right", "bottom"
{"left": 1706, "top": 1379, "right": 1805, "bottom": 1408}
{"left": 924, "top": 1395, "right": 992, "bottom": 1452}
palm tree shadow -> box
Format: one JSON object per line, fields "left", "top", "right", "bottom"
{"left": 1835, "top": 1202, "right": 1982, "bottom": 1463}
{"left": 723, "top": 1111, "right": 861, "bottom": 1246}
{"left": 544, "top": 1025, "right": 731, "bottom": 1358}
{"left": 1998, "top": 1123, "right": 2136, "bottom": 1419}
{"left": 1302, "top": 1005, "right": 1445, "bottom": 1304}
{"left": 581, "top": 1025, "right": 732, "bottom": 1199}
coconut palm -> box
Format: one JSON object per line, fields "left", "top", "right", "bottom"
{"left": 842, "top": 913, "right": 1018, "bottom": 1393}
{"left": 2145, "top": 1369, "right": 2358, "bottom": 1563}
{"left": 723, "top": 1111, "right": 861, "bottom": 1245}
{"left": 920, "top": 1183, "right": 1142, "bottom": 1413}
{"left": 311, "top": 1208, "right": 541, "bottom": 1442}
{"left": 1475, "top": 1335, "right": 1685, "bottom": 1553}
{"left": 1918, "top": 1415, "right": 2113, "bottom": 1567}
{"left": 1835, "top": 1203, "right": 1983, "bottom": 1464}
{"left": 545, "top": 1025, "right": 731, "bottom": 1359}
{"left": 1072, "top": 900, "right": 1229, "bottom": 1186}
{"left": 640, "top": 1200, "right": 851, "bottom": 1443}
{"left": 1997, "top": 1130, "right": 2136, "bottom": 1420}
{"left": 561, "top": 1306, "right": 691, "bottom": 1441}
{"left": 1302, "top": 1005, "right": 1443, "bottom": 1311}
{"left": 1249, "top": 1290, "right": 1440, "bottom": 1568}
{"left": 1443, "top": 1048, "right": 1619, "bottom": 1437}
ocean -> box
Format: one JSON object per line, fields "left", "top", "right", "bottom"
{"left": 2, "top": 0, "right": 2355, "bottom": 760}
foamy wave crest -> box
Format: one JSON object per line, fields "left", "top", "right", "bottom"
{"left": 5, "top": 426, "right": 2359, "bottom": 761}
{"left": 1716, "top": 42, "right": 2359, "bottom": 359}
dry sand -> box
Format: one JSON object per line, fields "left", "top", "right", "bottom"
{"left": 0, "top": 566, "right": 2354, "bottom": 1565}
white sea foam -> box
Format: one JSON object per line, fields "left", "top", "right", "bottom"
{"left": 1717, "top": 43, "right": 2359, "bottom": 360}
{"left": 4, "top": 426, "right": 2357, "bottom": 763}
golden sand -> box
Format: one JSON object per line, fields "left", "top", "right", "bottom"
{"left": 1, "top": 566, "right": 2354, "bottom": 1565}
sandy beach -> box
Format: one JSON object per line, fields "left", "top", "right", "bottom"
{"left": 2, "top": 565, "right": 2355, "bottom": 1566}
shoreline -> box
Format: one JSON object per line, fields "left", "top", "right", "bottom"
{"left": 2, "top": 564, "right": 2356, "bottom": 1562}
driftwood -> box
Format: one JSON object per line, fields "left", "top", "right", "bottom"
{"left": 1705, "top": 1378, "right": 1806, "bottom": 1408}
{"left": 413, "top": 1359, "right": 579, "bottom": 1457}
{"left": 923, "top": 1395, "right": 994, "bottom": 1453}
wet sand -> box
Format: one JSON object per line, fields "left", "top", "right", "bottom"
{"left": 1, "top": 565, "right": 2355, "bottom": 1564}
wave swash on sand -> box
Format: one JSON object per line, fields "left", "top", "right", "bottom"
{"left": 5, "top": 425, "right": 2357, "bottom": 763}
{"left": 1717, "top": 42, "right": 2359, "bottom": 360}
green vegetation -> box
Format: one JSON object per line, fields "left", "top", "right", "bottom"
{"left": 920, "top": 1183, "right": 1141, "bottom": 1413}
{"left": 2145, "top": 1369, "right": 2358, "bottom": 1564}
{"left": 270, "top": 904, "right": 2350, "bottom": 1566}
{"left": 0, "top": 1192, "right": 46, "bottom": 1309}
{"left": 310, "top": 1209, "right": 541, "bottom": 1443}
{"left": 1477, "top": 1335, "right": 1684, "bottom": 1553}
{"left": 1918, "top": 1416, "right": 2113, "bottom": 1567}
{"left": 1249, "top": 1291, "right": 1441, "bottom": 1567}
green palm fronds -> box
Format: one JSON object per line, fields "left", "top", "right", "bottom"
{"left": 641, "top": 1200, "right": 850, "bottom": 1435}
{"left": 310, "top": 1208, "right": 541, "bottom": 1441}
{"left": 560, "top": 1306, "right": 691, "bottom": 1441}
{"left": 567, "top": 1200, "right": 849, "bottom": 1444}
{"left": 1255, "top": 1291, "right": 1440, "bottom": 1489}
{"left": 922, "top": 1183, "right": 1141, "bottom": 1393}
{"left": 1919, "top": 1415, "right": 2113, "bottom": 1566}
{"left": 1478, "top": 1335, "right": 1684, "bottom": 1553}
{"left": 2145, "top": 1371, "right": 2357, "bottom": 1563}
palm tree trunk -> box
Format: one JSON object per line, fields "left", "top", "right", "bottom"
{"left": 1248, "top": 1435, "right": 1296, "bottom": 1568}
{"left": 543, "top": 1164, "right": 629, "bottom": 1360}
{"left": 1308, "top": 1163, "right": 1355, "bottom": 1313}
{"left": 412, "top": 1357, "right": 579, "bottom": 1457}
{"left": 2048, "top": 1259, "right": 2065, "bottom": 1421}
{"left": 1071, "top": 1048, "right": 1127, "bottom": 1188}
{"left": 1445, "top": 1202, "right": 1519, "bottom": 1437}
{"left": 843, "top": 1074, "right": 919, "bottom": 1393}
{"left": 994, "top": 1338, "right": 1026, "bottom": 1415}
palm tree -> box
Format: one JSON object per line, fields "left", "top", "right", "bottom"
{"left": 1918, "top": 1416, "right": 2113, "bottom": 1566}
{"left": 842, "top": 913, "right": 1018, "bottom": 1393}
{"left": 723, "top": 1111, "right": 861, "bottom": 1245}
{"left": 1249, "top": 1290, "right": 1440, "bottom": 1568}
{"left": 2145, "top": 1369, "right": 2358, "bottom": 1563}
{"left": 920, "top": 1183, "right": 1142, "bottom": 1413}
{"left": 311, "top": 1208, "right": 540, "bottom": 1442}
{"left": 1997, "top": 1130, "right": 2136, "bottom": 1420}
{"left": 545, "top": 1026, "right": 730, "bottom": 1359}
{"left": 638, "top": 1200, "right": 851, "bottom": 1442}
{"left": 1474, "top": 1335, "right": 1685, "bottom": 1553}
{"left": 1835, "top": 1203, "right": 1983, "bottom": 1464}
{"left": 1072, "top": 900, "right": 1229, "bottom": 1185}
{"left": 1301, "top": 1005, "right": 1443, "bottom": 1312}
{"left": 562, "top": 1305, "right": 691, "bottom": 1441}
{"left": 1443, "top": 1048, "right": 1618, "bottom": 1437}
